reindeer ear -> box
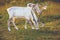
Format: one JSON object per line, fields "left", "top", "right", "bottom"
{"left": 29, "top": 4, "right": 31, "bottom": 7}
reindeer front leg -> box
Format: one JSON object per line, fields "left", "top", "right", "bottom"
{"left": 24, "top": 20, "right": 28, "bottom": 29}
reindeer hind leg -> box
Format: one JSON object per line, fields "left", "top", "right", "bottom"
{"left": 11, "top": 17, "right": 18, "bottom": 30}
{"left": 8, "top": 18, "right": 12, "bottom": 31}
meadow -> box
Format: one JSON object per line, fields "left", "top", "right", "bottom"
{"left": 0, "top": 0, "right": 60, "bottom": 40}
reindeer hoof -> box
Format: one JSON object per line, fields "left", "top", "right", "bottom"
{"left": 8, "top": 28, "right": 11, "bottom": 32}
{"left": 36, "top": 28, "right": 39, "bottom": 30}
{"left": 32, "top": 27, "right": 35, "bottom": 29}
{"left": 25, "top": 27, "right": 27, "bottom": 29}
{"left": 15, "top": 27, "right": 18, "bottom": 30}
{"left": 24, "top": 26, "right": 27, "bottom": 29}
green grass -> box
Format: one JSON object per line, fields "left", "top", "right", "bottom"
{"left": 0, "top": 27, "right": 60, "bottom": 40}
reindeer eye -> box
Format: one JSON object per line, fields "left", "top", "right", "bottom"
{"left": 29, "top": 4, "right": 31, "bottom": 7}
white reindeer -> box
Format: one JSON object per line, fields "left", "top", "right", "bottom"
{"left": 7, "top": 6, "right": 39, "bottom": 31}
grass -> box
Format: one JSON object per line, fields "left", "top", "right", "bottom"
{"left": 0, "top": 27, "right": 60, "bottom": 40}
{"left": 0, "top": 1, "right": 60, "bottom": 40}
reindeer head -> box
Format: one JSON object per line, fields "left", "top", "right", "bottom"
{"left": 27, "top": 3, "right": 47, "bottom": 15}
